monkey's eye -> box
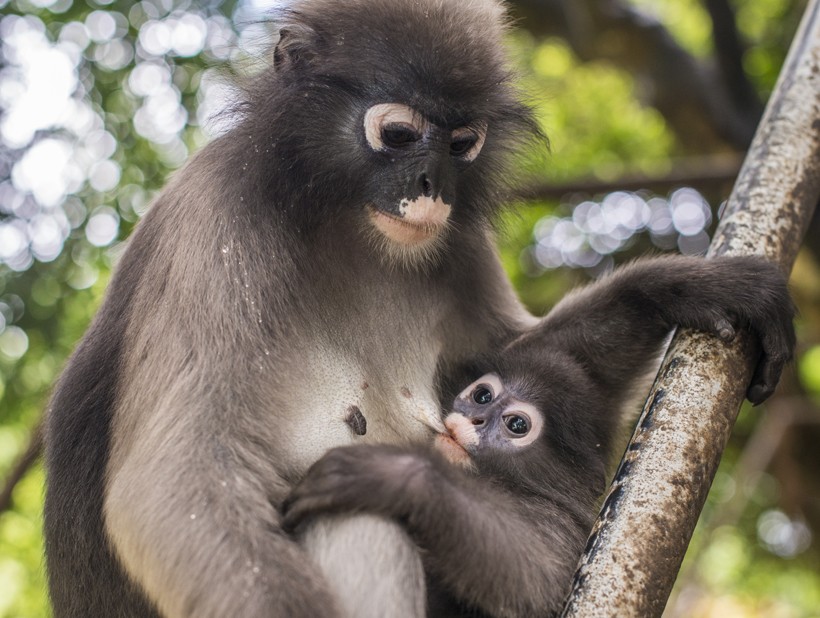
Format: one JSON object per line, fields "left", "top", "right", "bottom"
{"left": 450, "top": 134, "right": 478, "bottom": 156}
{"left": 472, "top": 385, "right": 493, "bottom": 405}
{"left": 381, "top": 123, "right": 421, "bottom": 148}
{"left": 503, "top": 414, "right": 530, "bottom": 435}
{"left": 504, "top": 414, "right": 530, "bottom": 435}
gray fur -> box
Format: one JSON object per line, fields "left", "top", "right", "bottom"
{"left": 301, "top": 517, "right": 427, "bottom": 618}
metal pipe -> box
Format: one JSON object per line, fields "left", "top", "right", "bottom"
{"left": 560, "top": 0, "right": 820, "bottom": 615}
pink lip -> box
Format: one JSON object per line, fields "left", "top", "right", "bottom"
{"left": 434, "top": 433, "right": 471, "bottom": 466}
{"left": 368, "top": 206, "right": 444, "bottom": 245}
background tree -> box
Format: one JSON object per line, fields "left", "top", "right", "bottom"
{"left": 1, "top": 0, "right": 817, "bottom": 615}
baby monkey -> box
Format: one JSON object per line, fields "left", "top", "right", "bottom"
{"left": 428, "top": 342, "right": 610, "bottom": 617}
{"left": 286, "top": 333, "right": 624, "bottom": 618}
{"left": 437, "top": 371, "right": 550, "bottom": 469}
{"left": 289, "top": 337, "right": 580, "bottom": 618}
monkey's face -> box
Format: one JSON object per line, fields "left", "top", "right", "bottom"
{"left": 257, "top": 0, "right": 540, "bottom": 267}
{"left": 360, "top": 103, "right": 487, "bottom": 261}
{"left": 436, "top": 372, "right": 544, "bottom": 466}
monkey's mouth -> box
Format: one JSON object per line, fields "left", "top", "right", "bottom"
{"left": 368, "top": 206, "right": 446, "bottom": 246}
{"left": 434, "top": 433, "right": 472, "bottom": 467}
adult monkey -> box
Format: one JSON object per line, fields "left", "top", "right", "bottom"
{"left": 43, "top": 1, "right": 793, "bottom": 618}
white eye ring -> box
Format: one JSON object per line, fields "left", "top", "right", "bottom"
{"left": 502, "top": 411, "right": 531, "bottom": 435}
{"left": 451, "top": 123, "right": 487, "bottom": 162}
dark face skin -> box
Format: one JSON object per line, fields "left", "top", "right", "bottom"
{"left": 364, "top": 104, "right": 485, "bottom": 206}
{"left": 359, "top": 103, "right": 488, "bottom": 255}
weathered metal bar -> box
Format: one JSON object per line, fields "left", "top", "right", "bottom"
{"left": 560, "top": 0, "right": 820, "bottom": 615}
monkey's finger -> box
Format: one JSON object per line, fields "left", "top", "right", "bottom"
{"left": 713, "top": 318, "right": 736, "bottom": 342}
{"left": 747, "top": 308, "right": 795, "bottom": 404}
{"left": 746, "top": 350, "right": 787, "bottom": 405}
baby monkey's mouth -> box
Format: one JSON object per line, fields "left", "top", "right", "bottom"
{"left": 434, "top": 431, "right": 472, "bottom": 468}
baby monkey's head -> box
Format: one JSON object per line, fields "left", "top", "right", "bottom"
{"left": 435, "top": 346, "right": 612, "bottom": 498}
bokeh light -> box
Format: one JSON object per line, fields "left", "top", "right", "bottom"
{"left": 0, "top": 0, "right": 287, "bottom": 281}
{"left": 0, "top": 326, "right": 29, "bottom": 362}
{"left": 527, "top": 187, "right": 714, "bottom": 274}
{"left": 757, "top": 510, "right": 812, "bottom": 558}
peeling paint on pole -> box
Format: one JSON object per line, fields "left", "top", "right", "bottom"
{"left": 560, "top": 1, "right": 820, "bottom": 616}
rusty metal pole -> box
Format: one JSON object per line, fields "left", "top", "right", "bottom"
{"left": 560, "top": 1, "right": 820, "bottom": 616}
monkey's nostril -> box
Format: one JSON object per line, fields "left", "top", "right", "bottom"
{"left": 420, "top": 174, "right": 433, "bottom": 197}
{"left": 471, "top": 418, "right": 484, "bottom": 426}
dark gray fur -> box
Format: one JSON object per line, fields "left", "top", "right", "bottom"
{"left": 42, "top": 0, "right": 794, "bottom": 616}
{"left": 284, "top": 255, "right": 795, "bottom": 618}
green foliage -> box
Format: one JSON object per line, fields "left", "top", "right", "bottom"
{"left": 799, "top": 345, "right": 820, "bottom": 398}
{"left": 515, "top": 36, "right": 675, "bottom": 183}
{"left": 0, "top": 466, "right": 49, "bottom": 618}
{"left": 735, "top": 0, "right": 802, "bottom": 93}
{"left": 629, "top": 0, "right": 714, "bottom": 57}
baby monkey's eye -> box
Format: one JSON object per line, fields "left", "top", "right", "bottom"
{"left": 472, "top": 385, "right": 493, "bottom": 404}
{"left": 504, "top": 414, "right": 530, "bottom": 435}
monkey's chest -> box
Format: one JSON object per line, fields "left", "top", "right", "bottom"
{"left": 275, "top": 334, "right": 444, "bottom": 476}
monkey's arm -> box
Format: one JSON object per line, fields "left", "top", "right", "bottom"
{"left": 283, "top": 445, "right": 587, "bottom": 618}
{"left": 537, "top": 255, "right": 795, "bottom": 405}
{"left": 102, "top": 397, "right": 342, "bottom": 618}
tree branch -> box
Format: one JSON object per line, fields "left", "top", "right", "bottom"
{"left": 704, "top": 0, "right": 765, "bottom": 141}
{"left": 561, "top": 0, "right": 820, "bottom": 613}
{"left": 509, "top": 0, "right": 762, "bottom": 151}
{"left": 514, "top": 154, "right": 742, "bottom": 202}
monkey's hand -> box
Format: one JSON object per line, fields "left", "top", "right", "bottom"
{"left": 661, "top": 256, "right": 796, "bottom": 404}
{"left": 282, "top": 445, "right": 446, "bottom": 533}
{"left": 540, "top": 255, "right": 796, "bottom": 405}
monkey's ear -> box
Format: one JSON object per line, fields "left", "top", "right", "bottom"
{"left": 274, "top": 26, "right": 319, "bottom": 71}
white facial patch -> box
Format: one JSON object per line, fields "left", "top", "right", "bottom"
{"left": 443, "top": 412, "right": 480, "bottom": 448}
{"left": 398, "top": 196, "right": 452, "bottom": 226}
{"left": 364, "top": 103, "right": 427, "bottom": 151}
{"left": 368, "top": 194, "right": 452, "bottom": 247}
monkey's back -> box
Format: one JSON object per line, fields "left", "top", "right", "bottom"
{"left": 43, "top": 218, "right": 163, "bottom": 617}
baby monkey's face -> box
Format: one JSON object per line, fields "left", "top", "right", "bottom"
{"left": 435, "top": 373, "right": 545, "bottom": 466}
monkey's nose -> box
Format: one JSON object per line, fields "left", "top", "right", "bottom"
{"left": 471, "top": 418, "right": 485, "bottom": 426}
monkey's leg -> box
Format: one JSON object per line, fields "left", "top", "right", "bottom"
{"left": 301, "top": 514, "right": 427, "bottom": 618}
